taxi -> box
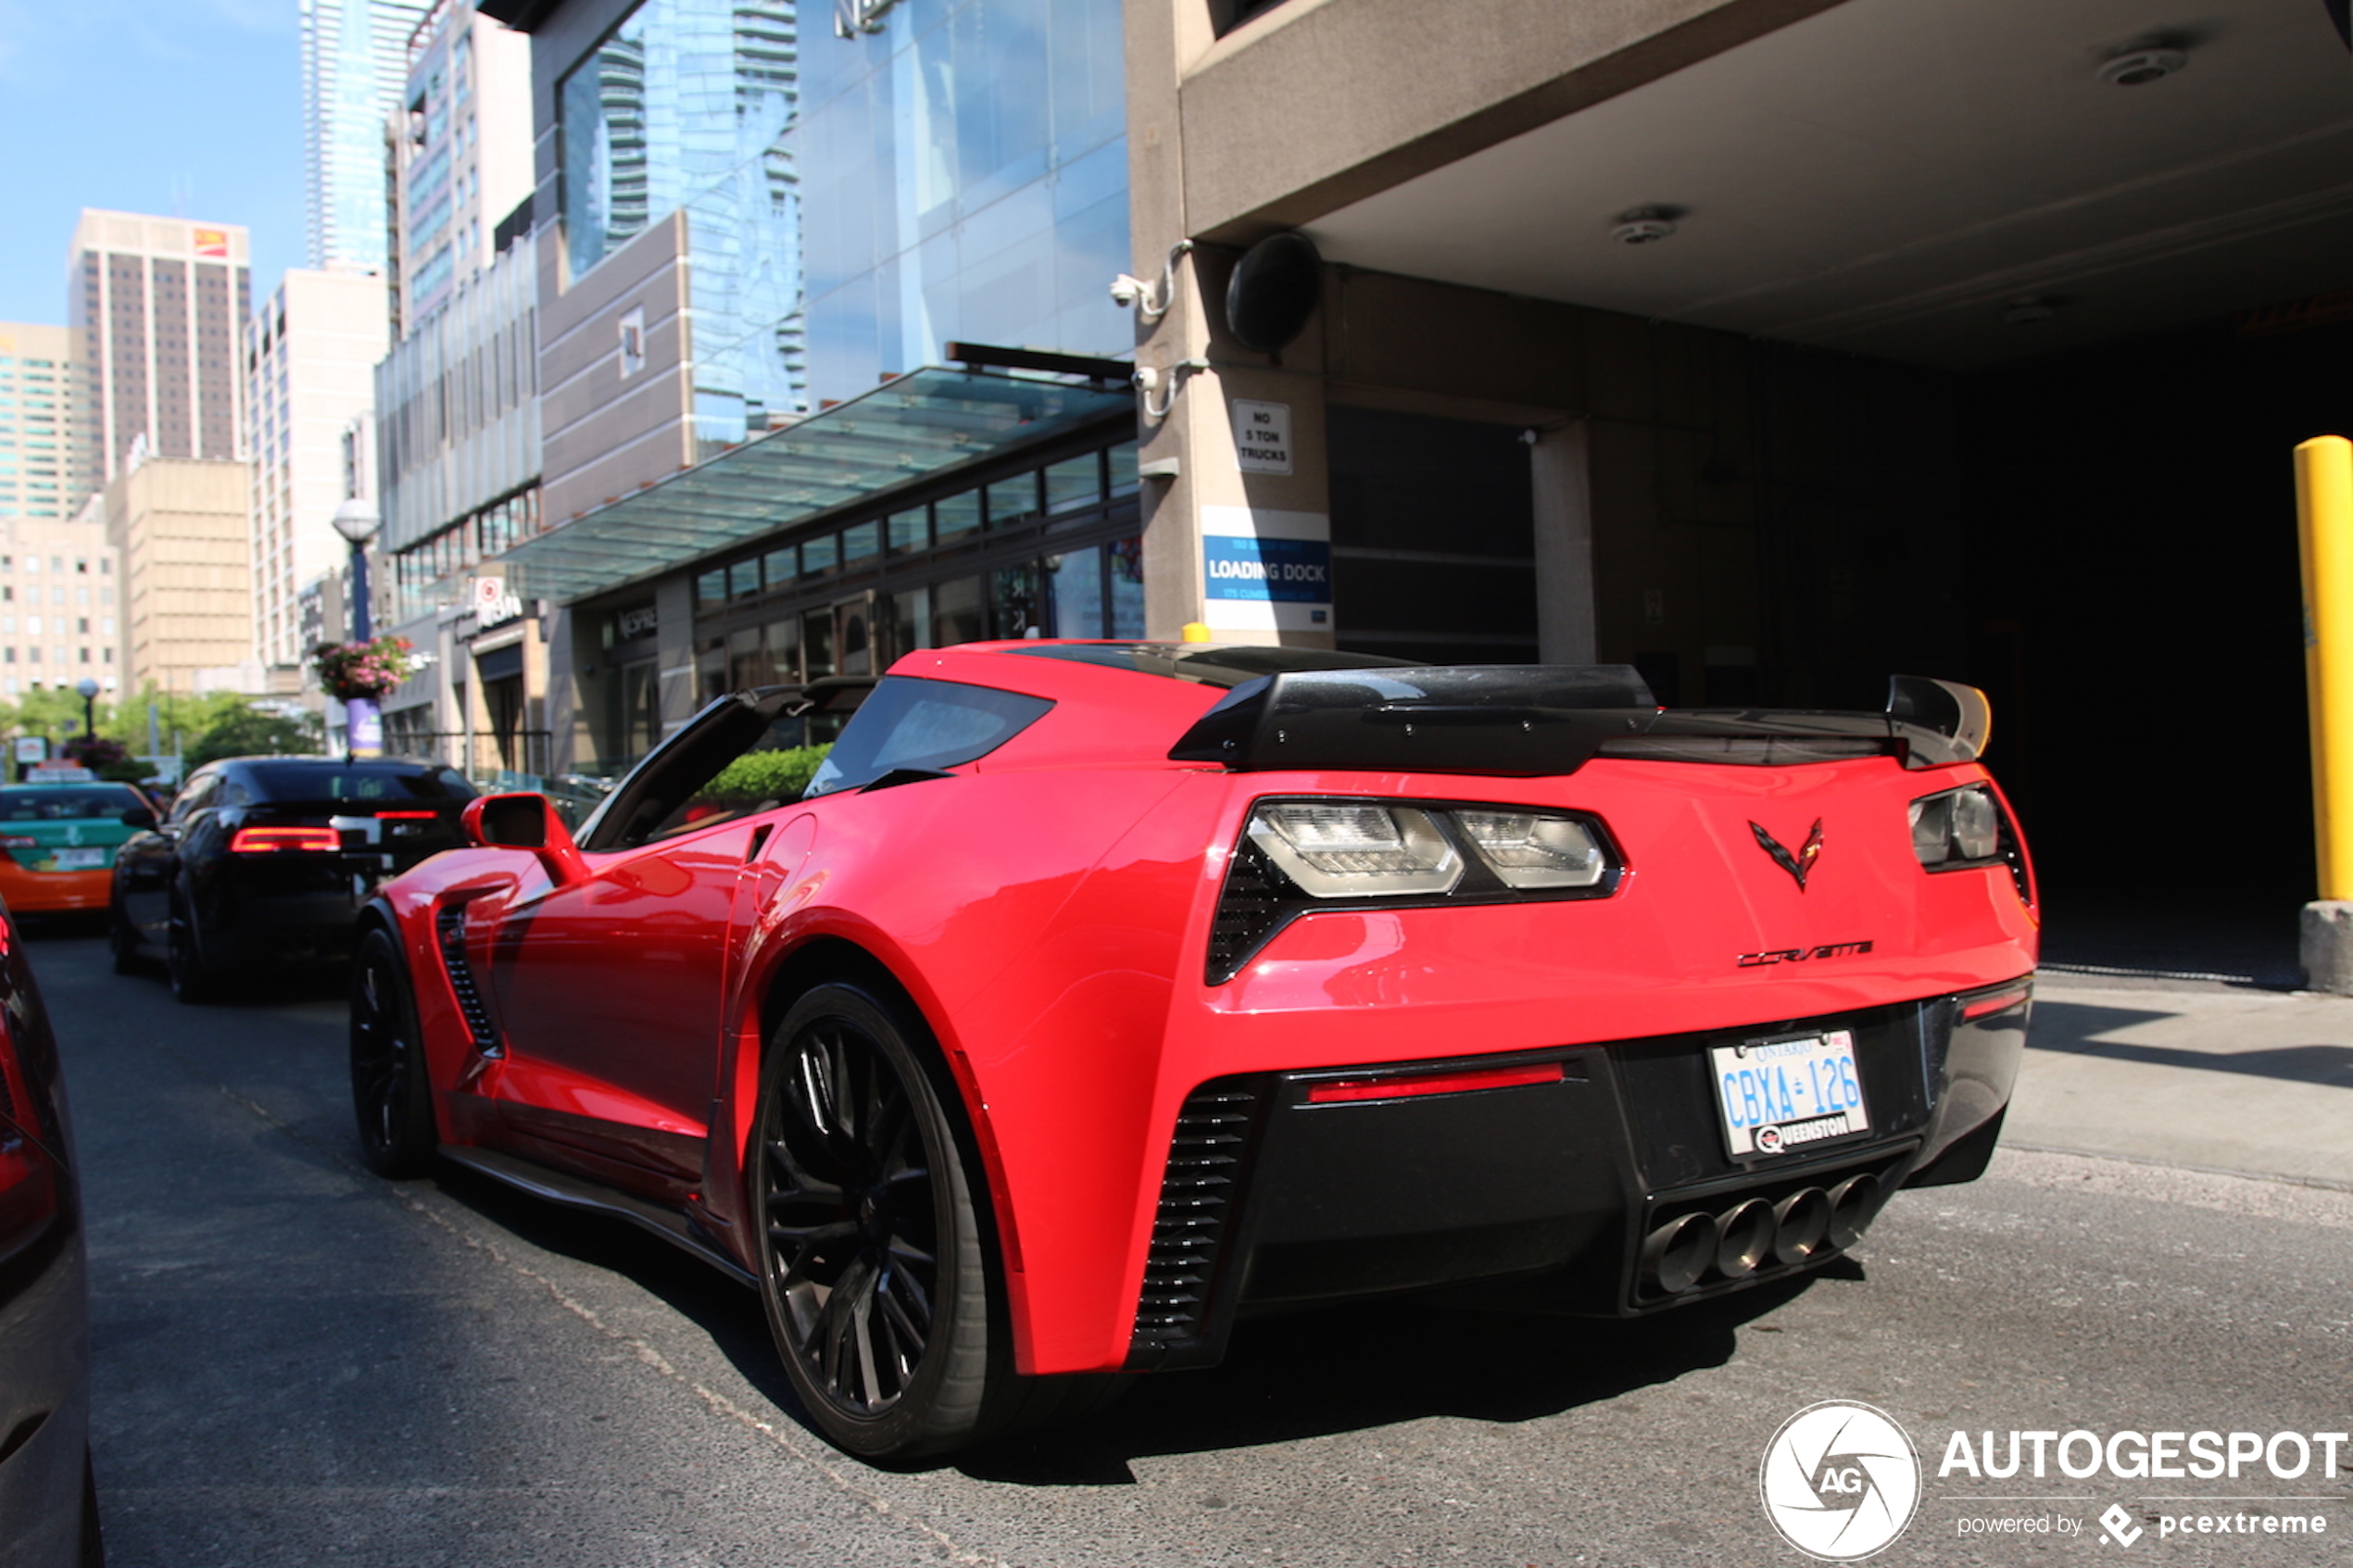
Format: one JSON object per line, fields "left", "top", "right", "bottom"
{"left": 0, "top": 775, "right": 156, "bottom": 913}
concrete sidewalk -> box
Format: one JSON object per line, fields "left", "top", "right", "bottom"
{"left": 2012, "top": 973, "right": 2353, "bottom": 1188}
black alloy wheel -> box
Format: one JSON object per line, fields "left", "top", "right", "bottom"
{"left": 165, "top": 894, "right": 213, "bottom": 1005}
{"left": 349, "top": 927, "right": 436, "bottom": 1178}
{"left": 753, "top": 982, "right": 1000, "bottom": 1460}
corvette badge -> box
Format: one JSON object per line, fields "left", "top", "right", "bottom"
{"left": 1750, "top": 818, "right": 1823, "bottom": 891}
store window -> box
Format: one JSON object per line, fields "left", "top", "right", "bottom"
{"left": 935, "top": 490, "right": 981, "bottom": 547}
{"left": 933, "top": 576, "right": 985, "bottom": 646}
{"left": 987, "top": 473, "right": 1038, "bottom": 530}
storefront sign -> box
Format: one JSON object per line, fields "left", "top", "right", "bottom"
{"left": 1232, "top": 399, "right": 1293, "bottom": 475}
{"left": 612, "top": 603, "right": 658, "bottom": 642}
{"left": 1204, "top": 537, "right": 1329, "bottom": 602}
{"left": 1201, "top": 507, "right": 1331, "bottom": 633}
{"left": 472, "top": 576, "right": 525, "bottom": 627}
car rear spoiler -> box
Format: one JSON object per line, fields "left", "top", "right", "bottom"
{"left": 1165, "top": 666, "right": 1989, "bottom": 775}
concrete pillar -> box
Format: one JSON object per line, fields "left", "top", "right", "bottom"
{"left": 1126, "top": 7, "right": 1332, "bottom": 647}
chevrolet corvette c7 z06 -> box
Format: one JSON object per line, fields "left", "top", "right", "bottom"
{"left": 348, "top": 642, "right": 2035, "bottom": 1461}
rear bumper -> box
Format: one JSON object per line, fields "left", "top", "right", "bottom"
{"left": 201, "top": 888, "right": 367, "bottom": 965}
{"left": 0, "top": 865, "right": 110, "bottom": 913}
{"left": 1125, "top": 979, "right": 2030, "bottom": 1371}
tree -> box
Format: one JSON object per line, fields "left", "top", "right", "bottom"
{"left": 184, "top": 704, "right": 325, "bottom": 771}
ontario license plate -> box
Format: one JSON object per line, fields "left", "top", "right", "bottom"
{"left": 51, "top": 847, "right": 105, "bottom": 870}
{"left": 1710, "top": 1030, "right": 1869, "bottom": 1158}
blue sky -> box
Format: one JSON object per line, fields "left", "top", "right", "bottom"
{"left": 0, "top": 0, "right": 307, "bottom": 327}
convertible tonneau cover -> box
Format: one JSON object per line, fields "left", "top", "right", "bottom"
{"left": 1166, "top": 665, "right": 1988, "bottom": 775}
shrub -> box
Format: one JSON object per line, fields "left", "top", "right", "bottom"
{"left": 698, "top": 745, "right": 831, "bottom": 806}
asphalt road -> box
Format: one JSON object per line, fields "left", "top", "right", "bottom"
{"left": 28, "top": 927, "right": 2353, "bottom": 1568}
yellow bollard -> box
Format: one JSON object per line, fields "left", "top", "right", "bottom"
{"left": 1180, "top": 621, "right": 1214, "bottom": 644}
{"left": 2297, "top": 435, "right": 2353, "bottom": 901}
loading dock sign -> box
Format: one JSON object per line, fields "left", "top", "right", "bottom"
{"left": 1204, "top": 535, "right": 1330, "bottom": 602}
{"left": 1232, "top": 399, "right": 1293, "bottom": 474}
{"left": 1201, "top": 506, "right": 1332, "bottom": 633}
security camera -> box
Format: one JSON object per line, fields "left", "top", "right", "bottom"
{"left": 1131, "top": 365, "right": 1163, "bottom": 393}
{"left": 1110, "top": 274, "right": 1151, "bottom": 308}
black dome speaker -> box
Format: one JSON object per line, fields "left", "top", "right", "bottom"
{"left": 1224, "top": 232, "right": 1322, "bottom": 353}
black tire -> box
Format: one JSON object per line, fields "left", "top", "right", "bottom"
{"left": 165, "top": 894, "right": 214, "bottom": 1004}
{"left": 752, "top": 981, "right": 1013, "bottom": 1461}
{"left": 106, "top": 903, "right": 140, "bottom": 976}
{"left": 349, "top": 927, "right": 437, "bottom": 1178}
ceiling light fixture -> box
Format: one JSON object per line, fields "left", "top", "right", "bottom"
{"left": 1610, "top": 206, "right": 1681, "bottom": 245}
{"left": 2097, "top": 47, "right": 2186, "bottom": 86}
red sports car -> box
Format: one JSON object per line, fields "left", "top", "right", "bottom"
{"left": 349, "top": 643, "right": 2035, "bottom": 1461}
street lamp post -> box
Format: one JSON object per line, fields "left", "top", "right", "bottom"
{"left": 74, "top": 678, "right": 98, "bottom": 761}
{"left": 331, "top": 498, "right": 384, "bottom": 760}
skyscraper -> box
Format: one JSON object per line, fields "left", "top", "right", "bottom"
{"left": 387, "top": 0, "right": 533, "bottom": 335}
{"left": 66, "top": 212, "right": 253, "bottom": 497}
{"left": 0, "top": 323, "right": 91, "bottom": 523}
{"left": 245, "top": 269, "right": 389, "bottom": 669}
{"left": 301, "top": 0, "right": 434, "bottom": 270}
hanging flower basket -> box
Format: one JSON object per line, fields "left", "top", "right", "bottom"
{"left": 314, "top": 636, "right": 416, "bottom": 703}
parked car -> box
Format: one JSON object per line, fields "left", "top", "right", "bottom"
{"left": 0, "top": 897, "right": 104, "bottom": 1565}
{"left": 0, "top": 782, "right": 157, "bottom": 919}
{"left": 349, "top": 644, "right": 2036, "bottom": 1461}
{"left": 111, "top": 756, "right": 476, "bottom": 1002}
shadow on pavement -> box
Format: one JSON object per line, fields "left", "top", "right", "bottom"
{"left": 427, "top": 1158, "right": 1840, "bottom": 1484}
{"left": 2029, "top": 998, "right": 2353, "bottom": 1087}
{"left": 958, "top": 1266, "right": 1839, "bottom": 1484}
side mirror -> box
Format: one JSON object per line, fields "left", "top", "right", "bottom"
{"left": 461, "top": 793, "right": 587, "bottom": 886}
{"left": 120, "top": 807, "right": 158, "bottom": 831}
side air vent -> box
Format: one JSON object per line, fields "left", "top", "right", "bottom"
{"left": 435, "top": 904, "right": 502, "bottom": 1055}
{"left": 1128, "top": 1077, "right": 1265, "bottom": 1369}
{"left": 1205, "top": 836, "right": 1288, "bottom": 983}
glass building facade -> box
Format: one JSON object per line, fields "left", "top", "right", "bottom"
{"left": 301, "top": 0, "right": 434, "bottom": 270}
{"left": 560, "top": 0, "right": 1129, "bottom": 440}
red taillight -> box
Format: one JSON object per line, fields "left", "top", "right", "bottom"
{"left": 231, "top": 826, "right": 343, "bottom": 854}
{"left": 1304, "top": 1060, "right": 1565, "bottom": 1105}
{"left": 0, "top": 1026, "right": 57, "bottom": 1248}
{"left": 376, "top": 810, "right": 437, "bottom": 820}
{"left": 1961, "top": 985, "right": 2032, "bottom": 1021}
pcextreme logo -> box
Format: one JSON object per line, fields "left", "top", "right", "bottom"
{"left": 1760, "top": 1401, "right": 1923, "bottom": 1561}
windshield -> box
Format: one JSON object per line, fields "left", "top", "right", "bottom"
{"left": 0, "top": 785, "right": 146, "bottom": 820}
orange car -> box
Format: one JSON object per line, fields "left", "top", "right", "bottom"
{"left": 0, "top": 781, "right": 155, "bottom": 913}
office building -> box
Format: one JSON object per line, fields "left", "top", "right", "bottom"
{"left": 0, "top": 494, "right": 124, "bottom": 701}
{"left": 67, "top": 212, "right": 253, "bottom": 496}
{"left": 479, "top": 0, "right": 1136, "bottom": 776}
{"left": 245, "top": 269, "right": 392, "bottom": 670}
{"left": 464, "top": 0, "right": 2351, "bottom": 920}
{"left": 0, "top": 323, "right": 92, "bottom": 523}
{"left": 375, "top": 229, "right": 543, "bottom": 773}
{"left": 103, "top": 457, "right": 255, "bottom": 695}
{"left": 387, "top": 0, "right": 534, "bottom": 334}
{"left": 302, "top": 0, "right": 435, "bottom": 270}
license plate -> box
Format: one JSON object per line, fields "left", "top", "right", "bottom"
{"left": 1710, "top": 1029, "right": 1869, "bottom": 1158}
{"left": 50, "top": 847, "right": 106, "bottom": 870}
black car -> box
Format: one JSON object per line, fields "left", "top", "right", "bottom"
{"left": 0, "top": 899, "right": 103, "bottom": 1566}
{"left": 109, "top": 757, "right": 476, "bottom": 1002}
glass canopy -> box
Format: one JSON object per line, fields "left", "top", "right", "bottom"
{"left": 497, "top": 368, "right": 1134, "bottom": 604}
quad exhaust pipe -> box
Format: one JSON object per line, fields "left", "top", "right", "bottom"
{"left": 1640, "top": 1172, "right": 1885, "bottom": 1297}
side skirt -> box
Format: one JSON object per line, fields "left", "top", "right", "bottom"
{"left": 436, "top": 1144, "right": 757, "bottom": 1289}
